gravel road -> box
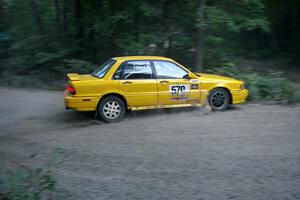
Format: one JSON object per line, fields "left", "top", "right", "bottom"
{"left": 0, "top": 87, "right": 300, "bottom": 200}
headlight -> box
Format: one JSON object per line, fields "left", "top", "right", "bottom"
{"left": 240, "top": 83, "right": 245, "bottom": 90}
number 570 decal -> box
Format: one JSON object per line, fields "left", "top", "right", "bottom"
{"left": 169, "top": 85, "right": 190, "bottom": 95}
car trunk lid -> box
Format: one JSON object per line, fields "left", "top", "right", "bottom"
{"left": 66, "top": 73, "right": 99, "bottom": 81}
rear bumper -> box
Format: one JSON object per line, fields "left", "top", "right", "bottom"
{"left": 64, "top": 92, "right": 99, "bottom": 111}
{"left": 231, "top": 89, "right": 248, "bottom": 104}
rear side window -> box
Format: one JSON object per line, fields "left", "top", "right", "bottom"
{"left": 92, "top": 59, "right": 116, "bottom": 78}
{"left": 123, "top": 61, "right": 153, "bottom": 79}
{"left": 153, "top": 61, "right": 188, "bottom": 79}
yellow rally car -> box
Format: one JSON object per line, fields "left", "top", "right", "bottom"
{"left": 64, "top": 56, "right": 248, "bottom": 122}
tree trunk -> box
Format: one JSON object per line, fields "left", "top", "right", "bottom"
{"left": 87, "top": 1, "right": 97, "bottom": 62}
{"left": 0, "top": 0, "right": 7, "bottom": 60}
{"left": 75, "top": 0, "right": 83, "bottom": 57}
{"left": 195, "top": 29, "right": 204, "bottom": 72}
{"left": 195, "top": 0, "right": 206, "bottom": 72}
{"left": 156, "top": 0, "right": 169, "bottom": 55}
{"left": 30, "top": 0, "right": 45, "bottom": 36}
{"left": 62, "top": 0, "right": 69, "bottom": 44}
{"left": 88, "top": 27, "right": 96, "bottom": 61}
{"left": 133, "top": 1, "right": 140, "bottom": 44}
{"left": 53, "top": 0, "right": 61, "bottom": 35}
{"left": 109, "top": 0, "right": 116, "bottom": 57}
{"left": 0, "top": 0, "right": 4, "bottom": 33}
{"left": 166, "top": 35, "right": 173, "bottom": 57}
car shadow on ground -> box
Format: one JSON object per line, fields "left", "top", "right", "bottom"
{"left": 55, "top": 105, "right": 242, "bottom": 125}
{"left": 226, "top": 105, "right": 241, "bottom": 111}
{"left": 126, "top": 107, "right": 198, "bottom": 118}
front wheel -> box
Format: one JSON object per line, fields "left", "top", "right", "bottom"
{"left": 208, "top": 88, "right": 230, "bottom": 111}
{"left": 97, "top": 96, "right": 126, "bottom": 123}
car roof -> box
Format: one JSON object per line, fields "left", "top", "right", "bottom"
{"left": 112, "top": 56, "right": 173, "bottom": 62}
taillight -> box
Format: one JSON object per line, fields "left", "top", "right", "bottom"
{"left": 66, "top": 84, "right": 76, "bottom": 95}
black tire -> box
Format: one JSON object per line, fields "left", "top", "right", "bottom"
{"left": 208, "top": 88, "right": 230, "bottom": 111}
{"left": 97, "top": 96, "right": 126, "bottom": 123}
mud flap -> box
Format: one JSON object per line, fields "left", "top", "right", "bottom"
{"left": 200, "top": 90, "right": 209, "bottom": 105}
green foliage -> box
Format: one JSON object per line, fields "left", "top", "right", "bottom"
{"left": 0, "top": 0, "right": 272, "bottom": 70}
{"left": 203, "top": 3, "right": 269, "bottom": 33}
{"left": 208, "top": 64, "right": 300, "bottom": 102}
{"left": 199, "top": 0, "right": 270, "bottom": 66}
{"left": 0, "top": 0, "right": 298, "bottom": 89}
{"left": 0, "top": 148, "right": 64, "bottom": 200}
{"left": 0, "top": 168, "right": 56, "bottom": 200}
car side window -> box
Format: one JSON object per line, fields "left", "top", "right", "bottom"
{"left": 123, "top": 61, "right": 153, "bottom": 79}
{"left": 153, "top": 61, "right": 188, "bottom": 79}
{"left": 113, "top": 66, "right": 123, "bottom": 79}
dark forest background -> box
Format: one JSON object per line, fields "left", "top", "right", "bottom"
{"left": 0, "top": 0, "right": 299, "bottom": 90}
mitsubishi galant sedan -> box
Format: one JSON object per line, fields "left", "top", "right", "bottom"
{"left": 64, "top": 56, "right": 248, "bottom": 122}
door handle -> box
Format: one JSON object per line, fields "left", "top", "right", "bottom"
{"left": 122, "top": 81, "right": 133, "bottom": 84}
{"left": 160, "top": 80, "right": 169, "bottom": 84}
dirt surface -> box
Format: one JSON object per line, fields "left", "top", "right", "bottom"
{"left": 0, "top": 87, "right": 300, "bottom": 200}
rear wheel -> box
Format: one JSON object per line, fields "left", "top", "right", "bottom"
{"left": 208, "top": 88, "right": 230, "bottom": 111}
{"left": 97, "top": 96, "right": 126, "bottom": 123}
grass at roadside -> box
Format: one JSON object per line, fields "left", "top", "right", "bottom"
{"left": 0, "top": 148, "right": 64, "bottom": 200}
{"left": 207, "top": 63, "right": 300, "bottom": 103}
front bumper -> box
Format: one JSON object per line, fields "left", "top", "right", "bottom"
{"left": 231, "top": 89, "right": 248, "bottom": 104}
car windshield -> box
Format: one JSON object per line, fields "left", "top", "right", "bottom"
{"left": 92, "top": 59, "right": 116, "bottom": 78}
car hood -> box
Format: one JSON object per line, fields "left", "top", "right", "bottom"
{"left": 194, "top": 73, "right": 242, "bottom": 83}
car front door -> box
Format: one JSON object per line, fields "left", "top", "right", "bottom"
{"left": 153, "top": 60, "right": 200, "bottom": 106}
{"left": 118, "top": 60, "right": 158, "bottom": 107}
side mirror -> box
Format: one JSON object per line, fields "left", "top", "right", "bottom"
{"left": 183, "top": 74, "right": 190, "bottom": 79}
{"left": 183, "top": 72, "right": 197, "bottom": 79}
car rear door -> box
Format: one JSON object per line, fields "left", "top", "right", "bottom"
{"left": 118, "top": 60, "right": 158, "bottom": 107}
{"left": 152, "top": 60, "right": 200, "bottom": 106}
